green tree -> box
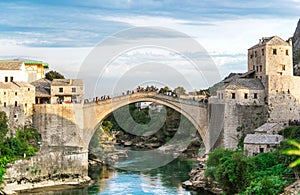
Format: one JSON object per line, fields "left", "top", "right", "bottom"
{"left": 173, "top": 86, "right": 186, "bottom": 96}
{"left": 159, "top": 86, "right": 171, "bottom": 94}
{"left": 45, "top": 70, "right": 65, "bottom": 81}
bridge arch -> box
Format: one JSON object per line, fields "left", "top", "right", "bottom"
{"left": 83, "top": 92, "right": 208, "bottom": 151}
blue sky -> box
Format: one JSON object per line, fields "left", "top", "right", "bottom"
{"left": 0, "top": 0, "right": 299, "bottom": 96}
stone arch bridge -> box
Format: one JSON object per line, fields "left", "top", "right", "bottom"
{"left": 33, "top": 92, "right": 213, "bottom": 151}
{"left": 17, "top": 92, "right": 224, "bottom": 180}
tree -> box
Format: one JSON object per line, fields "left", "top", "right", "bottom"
{"left": 159, "top": 86, "right": 171, "bottom": 94}
{"left": 45, "top": 70, "right": 65, "bottom": 81}
{"left": 173, "top": 86, "right": 186, "bottom": 96}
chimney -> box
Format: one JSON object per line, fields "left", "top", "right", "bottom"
{"left": 288, "top": 38, "right": 293, "bottom": 46}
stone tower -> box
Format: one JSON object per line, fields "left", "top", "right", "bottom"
{"left": 248, "top": 36, "right": 300, "bottom": 122}
{"left": 248, "top": 36, "right": 293, "bottom": 88}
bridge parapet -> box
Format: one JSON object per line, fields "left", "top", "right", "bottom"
{"left": 84, "top": 92, "right": 207, "bottom": 107}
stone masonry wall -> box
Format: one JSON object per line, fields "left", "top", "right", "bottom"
{"left": 267, "top": 75, "right": 300, "bottom": 122}
{"left": 223, "top": 104, "right": 268, "bottom": 149}
{"left": 4, "top": 147, "right": 88, "bottom": 185}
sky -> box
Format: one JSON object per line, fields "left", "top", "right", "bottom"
{"left": 0, "top": 0, "right": 299, "bottom": 97}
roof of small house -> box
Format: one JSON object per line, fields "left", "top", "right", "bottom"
{"left": 249, "top": 36, "right": 290, "bottom": 50}
{"left": 254, "top": 123, "right": 283, "bottom": 134}
{"left": 220, "top": 78, "right": 264, "bottom": 90}
{"left": 0, "top": 61, "right": 23, "bottom": 70}
{"left": 51, "top": 79, "right": 84, "bottom": 86}
{"left": 31, "top": 78, "right": 51, "bottom": 97}
{"left": 14, "top": 81, "right": 34, "bottom": 88}
{"left": 0, "top": 82, "right": 29, "bottom": 90}
{"left": 0, "top": 59, "right": 49, "bottom": 68}
{"left": 244, "top": 134, "right": 283, "bottom": 145}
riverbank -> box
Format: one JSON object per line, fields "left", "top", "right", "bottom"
{"left": 182, "top": 159, "right": 223, "bottom": 194}
{"left": 1, "top": 176, "right": 91, "bottom": 195}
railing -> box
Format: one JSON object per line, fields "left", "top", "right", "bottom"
{"left": 83, "top": 92, "right": 207, "bottom": 107}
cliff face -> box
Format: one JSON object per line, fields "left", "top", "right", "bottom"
{"left": 293, "top": 19, "right": 300, "bottom": 50}
{"left": 293, "top": 19, "right": 300, "bottom": 75}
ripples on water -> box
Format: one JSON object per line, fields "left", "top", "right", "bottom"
{"left": 21, "top": 158, "right": 212, "bottom": 195}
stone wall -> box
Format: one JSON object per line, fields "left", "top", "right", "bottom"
{"left": 4, "top": 147, "right": 88, "bottom": 185}
{"left": 267, "top": 75, "right": 300, "bottom": 122}
{"left": 222, "top": 104, "right": 268, "bottom": 149}
{"left": 33, "top": 104, "right": 86, "bottom": 149}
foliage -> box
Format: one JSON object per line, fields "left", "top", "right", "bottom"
{"left": 0, "top": 112, "right": 40, "bottom": 184}
{"left": 173, "top": 86, "right": 186, "bottom": 96}
{"left": 243, "top": 176, "right": 287, "bottom": 195}
{"left": 279, "top": 126, "right": 300, "bottom": 140}
{"left": 283, "top": 140, "right": 300, "bottom": 167}
{"left": 158, "top": 86, "right": 171, "bottom": 94}
{"left": 45, "top": 70, "right": 65, "bottom": 81}
{"left": 0, "top": 111, "right": 8, "bottom": 141}
{"left": 102, "top": 121, "right": 113, "bottom": 135}
{"left": 205, "top": 148, "right": 294, "bottom": 194}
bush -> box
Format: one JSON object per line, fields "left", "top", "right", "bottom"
{"left": 205, "top": 148, "right": 294, "bottom": 194}
{"left": 244, "top": 176, "right": 286, "bottom": 195}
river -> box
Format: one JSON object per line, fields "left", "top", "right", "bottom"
{"left": 21, "top": 158, "right": 212, "bottom": 195}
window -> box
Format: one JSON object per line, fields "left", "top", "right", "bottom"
{"left": 14, "top": 114, "right": 18, "bottom": 119}
{"left": 4, "top": 77, "right": 8, "bottom": 82}
{"left": 72, "top": 87, "right": 76, "bottom": 93}
{"left": 4, "top": 92, "right": 6, "bottom": 95}
{"left": 260, "top": 76, "right": 262, "bottom": 80}
{"left": 221, "top": 93, "right": 223, "bottom": 99}
{"left": 25, "top": 103, "right": 27, "bottom": 108}
{"left": 3, "top": 102, "right": 6, "bottom": 107}
{"left": 59, "top": 87, "right": 63, "bottom": 93}
{"left": 28, "top": 88, "right": 30, "bottom": 91}
{"left": 262, "top": 48, "right": 264, "bottom": 56}
{"left": 254, "top": 93, "right": 258, "bottom": 99}
{"left": 282, "top": 65, "right": 286, "bottom": 71}
{"left": 15, "top": 92, "right": 17, "bottom": 96}
{"left": 250, "top": 54, "right": 253, "bottom": 59}
{"left": 273, "top": 49, "right": 277, "bottom": 55}
{"left": 10, "top": 77, "right": 13, "bottom": 82}
{"left": 259, "top": 148, "right": 264, "bottom": 153}
{"left": 15, "top": 101, "right": 18, "bottom": 107}
{"left": 286, "top": 49, "right": 289, "bottom": 56}
{"left": 231, "top": 93, "right": 236, "bottom": 99}
{"left": 253, "top": 65, "right": 255, "bottom": 70}
{"left": 259, "top": 65, "right": 262, "bottom": 72}
{"left": 254, "top": 51, "right": 257, "bottom": 57}
{"left": 244, "top": 93, "right": 248, "bottom": 99}
{"left": 256, "top": 66, "right": 259, "bottom": 72}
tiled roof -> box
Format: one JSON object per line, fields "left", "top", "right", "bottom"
{"left": 51, "top": 79, "right": 84, "bottom": 86}
{"left": 31, "top": 78, "right": 51, "bottom": 97}
{"left": 249, "top": 36, "right": 290, "bottom": 50}
{"left": 254, "top": 123, "right": 283, "bottom": 133}
{"left": 0, "top": 61, "right": 23, "bottom": 70}
{"left": 220, "top": 78, "right": 264, "bottom": 90}
{"left": 14, "top": 81, "right": 34, "bottom": 88}
{"left": 0, "top": 59, "right": 49, "bottom": 68}
{"left": 244, "top": 134, "right": 283, "bottom": 145}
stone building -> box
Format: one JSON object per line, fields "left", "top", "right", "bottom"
{"left": 216, "top": 77, "right": 265, "bottom": 105}
{"left": 244, "top": 122, "right": 284, "bottom": 156}
{"left": 244, "top": 133, "right": 283, "bottom": 156}
{"left": 0, "top": 59, "right": 49, "bottom": 83}
{"left": 248, "top": 36, "right": 300, "bottom": 122}
{"left": 253, "top": 122, "right": 283, "bottom": 135}
{"left": 0, "top": 81, "right": 35, "bottom": 135}
{"left": 31, "top": 78, "right": 51, "bottom": 104}
{"left": 50, "top": 79, "right": 84, "bottom": 104}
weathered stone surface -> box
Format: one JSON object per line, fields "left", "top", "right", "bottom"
{"left": 282, "top": 179, "right": 300, "bottom": 195}
{"left": 182, "top": 162, "right": 223, "bottom": 194}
